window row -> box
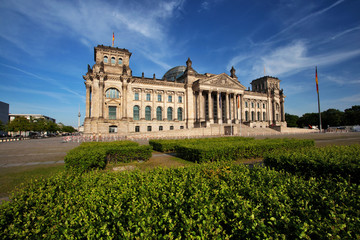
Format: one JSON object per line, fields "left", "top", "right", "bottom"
{"left": 245, "top": 101, "right": 266, "bottom": 109}
{"left": 244, "top": 111, "right": 267, "bottom": 122}
{"left": 103, "top": 56, "right": 122, "bottom": 65}
{"left": 135, "top": 125, "right": 184, "bottom": 132}
{"left": 133, "top": 106, "right": 183, "bottom": 121}
{"left": 135, "top": 93, "right": 182, "bottom": 103}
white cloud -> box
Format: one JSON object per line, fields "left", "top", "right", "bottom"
{"left": 258, "top": 41, "right": 360, "bottom": 77}
{"left": 326, "top": 76, "right": 360, "bottom": 86}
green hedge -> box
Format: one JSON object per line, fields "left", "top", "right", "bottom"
{"left": 149, "top": 136, "right": 254, "bottom": 152}
{"left": 175, "top": 138, "right": 315, "bottom": 163}
{"left": 264, "top": 144, "right": 360, "bottom": 183}
{"left": 1, "top": 163, "right": 358, "bottom": 239}
{"left": 64, "top": 141, "right": 152, "bottom": 172}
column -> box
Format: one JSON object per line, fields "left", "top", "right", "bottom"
{"left": 281, "top": 100, "right": 285, "bottom": 122}
{"left": 199, "top": 90, "right": 204, "bottom": 122}
{"left": 140, "top": 90, "right": 144, "bottom": 120}
{"left": 99, "top": 78, "right": 104, "bottom": 118}
{"left": 174, "top": 93, "right": 177, "bottom": 121}
{"left": 208, "top": 91, "right": 213, "bottom": 123}
{"left": 240, "top": 94, "right": 243, "bottom": 123}
{"left": 217, "top": 92, "right": 222, "bottom": 124}
{"left": 232, "top": 93, "right": 236, "bottom": 123}
{"left": 225, "top": 92, "right": 230, "bottom": 123}
{"left": 85, "top": 84, "right": 91, "bottom": 118}
{"left": 152, "top": 91, "right": 155, "bottom": 120}
{"left": 122, "top": 81, "right": 127, "bottom": 119}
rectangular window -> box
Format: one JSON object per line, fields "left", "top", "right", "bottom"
{"left": 146, "top": 93, "right": 151, "bottom": 101}
{"left": 245, "top": 102, "right": 248, "bottom": 108}
{"left": 251, "top": 102, "right": 254, "bottom": 108}
{"left": 109, "top": 106, "right": 116, "bottom": 120}
{"left": 147, "top": 126, "right": 152, "bottom": 132}
{"left": 257, "top": 103, "right": 260, "bottom": 108}
{"left": 159, "top": 126, "right": 163, "bottom": 131}
{"left": 178, "top": 96, "right": 182, "bottom": 103}
{"left": 134, "top": 92, "right": 139, "bottom": 100}
{"left": 135, "top": 126, "right": 140, "bottom": 132}
{"left": 180, "top": 126, "right": 184, "bottom": 129}
{"left": 263, "top": 103, "right": 265, "bottom": 109}
{"left": 158, "top": 94, "right": 162, "bottom": 102}
{"left": 170, "top": 126, "right": 174, "bottom": 130}
{"left": 168, "top": 95, "right": 172, "bottom": 102}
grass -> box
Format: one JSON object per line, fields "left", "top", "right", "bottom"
{"left": 0, "top": 164, "right": 65, "bottom": 199}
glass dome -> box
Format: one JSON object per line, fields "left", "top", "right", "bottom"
{"left": 162, "top": 66, "right": 187, "bottom": 81}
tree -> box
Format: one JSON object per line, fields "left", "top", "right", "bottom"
{"left": 7, "top": 117, "right": 31, "bottom": 136}
{"left": 344, "top": 105, "right": 360, "bottom": 125}
{"left": 297, "top": 113, "right": 319, "bottom": 128}
{"left": 0, "top": 120, "right": 5, "bottom": 132}
{"left": 285, "top": 113, "right": 299, "bottom": 127}
{"left": 61, "top": 125, "right": 76, "bottom": 133}
{"left": 322, "top": 109, "right": 344, "bottom": 128}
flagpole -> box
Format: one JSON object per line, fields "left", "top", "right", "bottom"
{"left": 315, "top": 67, "right": 322, "bottom": 132}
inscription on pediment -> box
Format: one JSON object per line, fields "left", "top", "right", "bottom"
{"left": 208, "top": 76, "right": 236, "bottom": 87}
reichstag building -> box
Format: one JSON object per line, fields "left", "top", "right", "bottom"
{"left": 83, "top": 45, "right": 286, "bottom": 135}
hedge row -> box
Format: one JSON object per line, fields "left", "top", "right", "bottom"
{"left": 64, "top": 141, "right": 152, "bottom": 172}
{"left": 1, "top": 163, "right": 358, "bottom": 239}
{"left": 175, "top": 138, "right": 315, "bottom": 163}
{"left": 264, "top": 144, "right": 360, "bottom": 183}
{"left": 149, "top": 136, "right": 254, "bottom": 152}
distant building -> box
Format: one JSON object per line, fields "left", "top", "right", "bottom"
{"left": 9, "top": 114, "right": 56, "bottom": 123}
{"left": 83, "top": 45, "right": 286, "bottom": 135}
{"left": 0, "top": 101, "right": 9, "bottom": 124}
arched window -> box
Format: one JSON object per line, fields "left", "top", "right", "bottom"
{"left": 104, "top": 56, "right": 108, "bottom": 63}
{"left": 167, "top": 107, "right": 173, "bottom": 121}
{"left": 177, "top": 108, "right": 183, "bottom": 121}
{"left": 251, "top": 111, "right": 254, "bottom": 121}
{"left": 263, "top": 112, "right": 266, "bottom": 121}
{"left": 145, "top": 106, "right": 151, "bottom": 120}
{"left": 245, "top": 111, "right": 249, "bottom": 121}
{"left": 111, "top": 57, "right": 115, "bottom": 64}
{"left": 156, "top": 107, "right": 162, "bottom": 120}
{"left": 106, "top": 88, "right": 120, "bottom": 99}
{"left": 118, "top": 58, "right": 122, "bottom": 64}
{"left": 133, "top": 105, "right": 140, "bottom": 120}
{"left": 257, "top": 112, "right": 260, "bottom": 121}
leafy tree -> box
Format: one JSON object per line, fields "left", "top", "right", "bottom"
{"left": 296, "top": 113, "right": 319, "bottom": 128}
{"left": 344, "top": 105, "right": 360, "bottom": 125}
{"left": 7, "top": 117, "right": 31, "bottom": 136}
{"left": 62, "top": 125, "right": 76, "bottom": 133}
{"left": 0, "top": 120, "right": 5, "bottom": 132}
{"left": 46, "top": 121, "right": 59, "bottom": 133}
{"left": 285, "top": 113, "right": 299, "bottom": 127}
{"left": 321, "top": 109, "right": 344, "bottom": 128}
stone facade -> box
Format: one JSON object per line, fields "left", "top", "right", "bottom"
{"left": 83, "top": 45, "right": 286, "bottom": 135}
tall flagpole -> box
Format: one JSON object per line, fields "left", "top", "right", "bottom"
{"left": 315, "top": 67, "right": 322, "bottom": 132}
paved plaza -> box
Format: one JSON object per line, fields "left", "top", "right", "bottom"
{"left": 0, "top": 132, "right": 359, "bottom": 168}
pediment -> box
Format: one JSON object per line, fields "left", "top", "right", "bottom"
{"left": 199, "top": 73, "right": 246, "bottom": 90}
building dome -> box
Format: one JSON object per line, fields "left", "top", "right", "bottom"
{"left": 162, "top": 66, "right": 187, "bottom": 81}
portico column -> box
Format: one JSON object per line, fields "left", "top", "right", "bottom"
{"left": 199, "top": 90, "right": 204, "bottom": 122}
{"left": 85, "top": 84, "right": 91, "bottom": 118}
{"left": 232, "top": 93, "right": 236, "bottom": 123}
{"left": 240, "top": 94, "right": 244, "bottom": 123}
{"left": 225, "top": 92, "right": 230, "bottom": 123}
{"left": 208, "top": 91, "right": 213, "bottom": 123}
{"left": 217, "top": 92, "right": 222, "bottom": 124}
{"left": 281, "top": 100, "right": 285, "bottom": 122}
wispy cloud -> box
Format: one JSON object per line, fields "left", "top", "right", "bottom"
{"left": 257, "top": 41, "right": 360, "bottom": 77}
{"left": 326, "top": 75, "right": 360, "bottom": 86}
{"left": 0, "top": 63, "right": 85, "bottom": 101}
{"left": 265, "top": 0, "right": 345, "bottom": 43}
{"left": 331, "top": 25, "right": 360, "bottom": 40}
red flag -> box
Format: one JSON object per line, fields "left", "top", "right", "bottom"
{"left": 237, "top": 95, "right": 240, "bottom": 109}
{"left": 315, "top": 67, "right": 319, "bottom": 93}
{"left": 112, "top": 32, "right": 115, "bottom": 47}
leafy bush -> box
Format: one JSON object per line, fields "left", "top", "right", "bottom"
{"left": 149, "top": 136, "right": 254, "bottom": 152}
{"left": 64, "top": 141, "right": 151, "bottom": 172}
{"left": 264, "top": 144, "right": 360, "bottom": 183}
{"left": 175, "top": 138, "right": 314, "bottom": 163}
{"left": 1, "top": 163, "right": 358, "bottom": 239}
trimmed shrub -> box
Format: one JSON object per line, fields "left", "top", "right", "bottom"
{"left": 264, "top": 144, "right": 360, "bottom": 183}
{"left": 1, "top": 163, "right": 358, "bottom": 239}
{"left": 175, "top": 138, "right": 315, "bottom": 163}
{"left": 64, "top": 141, "right": 152, "bottom": 172}
{"left": 150, "top": 137, "right": 254, "bottom": 152}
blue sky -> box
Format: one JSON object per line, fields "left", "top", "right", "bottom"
{"left": 0, "top": 0, "right": 359, "bottom": 127}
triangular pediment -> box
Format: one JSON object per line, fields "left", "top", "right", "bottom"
{"left": 199, "top": 73, "right": 246, "bottom": 90}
